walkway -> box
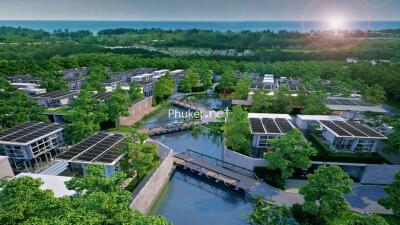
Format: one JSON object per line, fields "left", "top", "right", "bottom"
{"left": 173, "top": 150, "right": 304, "bottom": 206}
{"left": 140, "top": 120, "right": 206, "bottom": 136}
{"left": 171, "top": 100, "right": 221, "bottom": 123}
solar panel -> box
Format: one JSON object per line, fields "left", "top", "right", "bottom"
{"left": 262, "top": 118, "right": 281, "bottom": 134}
{"left": 323, "top": 98, "right": 375, "bottom": 106}
{"left": 275, "top": 118, "right": 294, "bottom": 133}
{"left": 347, "top": 121, "right": 385, "bottom": 138}
{"left": 0, "top": 122, "right": 52, "bottom": 142}
{"left": 14, "top": 124, "right": 63, "bottom": 143}
{"left": 0, "top": 121, "right": 39, "bottom": 139}
{"left": 333, "top": 121, "right": 367, "bottom": 137}
{"left": 33, "top": 90, "right": 78, "bottom": 99}
{"left": 320, "top": 120, "right": 352, "bottom": 137}
{"left": 58, "top": 133, "right": 125, "bottom": 163}
{"left": 249, "top": 118, "right": 265, "bottom": 133}
{"left": 92, "top": 92, "right": 112, "bottom": 100}
{"left": 96, "top": 142, "right": 126, "bottom": 163}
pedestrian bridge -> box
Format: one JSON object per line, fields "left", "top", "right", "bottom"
{"left": 173, "top": 150, "right": 261, "bottom": 192}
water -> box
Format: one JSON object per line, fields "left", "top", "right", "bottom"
{"left": 0, "top": 20, "right": 399, "bottom": 33}
{"left": 141, "top": 105, "right": 188, "bottom": 129}
{"left": 151, "top": 169, "right": 252, "bottom": 225}
{"left": 153, "top": 131, "right": 223, "bottom": 159}
{"left": 194, "top": 96, "right": 231, "bottom": 111}
{"left": 144, "top": 101, "right": 251, "bottom": 225}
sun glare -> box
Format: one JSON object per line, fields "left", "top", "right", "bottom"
{"left": 328, "top": 16, "right": 345, "bottom": 30}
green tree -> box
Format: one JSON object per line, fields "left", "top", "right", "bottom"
{"left": 300, "top": 165, "right": 353, "bottom": 221}
{"left": 186, "top": 66, "right": 201, "bottom": 88}
{"left": 129, "top": 81, "right": 144, "bottom": 101}
{"left": 248, "top": 197, "right": 299, "bottom": 225}
{"left": 343, "top": 213, "right": 388, "bottom": 225}
{"left": 219, "top": 66, "right": 235, "bottom": 94}
{"left": 154, "top": 75, "right": 174, "bottom": 103}
{"left": 223, "top": 106, "right": 252, "bottom": 155}
{"left": 272, "top": 87, "right": 292, "bottom": 114}
{"left": 385, "top": 121, "right": 400, "bottom": 153}
{"left": 234, "top": 75, "right": 252, "bottom": 100}
{"left": 363, "top": 84, "right": 386, "bottom": 105}
{"left": 379, "top": 172, "right": 400, "bottom": 216}
{"left": 265, "top": 129, "right": 317, "bottom": 179}
{"left": 85, "top": 65, "right": 109, "bottom": 92}
{"left": 65, "top": 164, "right": 126, "bottom": 195}
{"left": 299, "top": 91, "right": 330, "bottom": 115}
{"left": 0, "top": 165, "right": 170, "bottom": 224}
{"left": 106, "top": 86, "right": 132, "bottom": 127}
{"left": 250, "top": 90, "right": 273, "bottom": 113}
{"left": 120, "top": 128, "right": 160, "bottom": 183}
{"left": 178, "top": 75, "right": 192, "bottom": 93}
{"left": 65, "top": 89, "right": 108, "bottom": 143}
{"left": 199, "top": 65, "right": 213, "bottom": 90}
{"left": 39, "top": 71, "right": 68, "bottom": 91}
{"left": 0, "top": 79, "right": 47, "bottom": 130}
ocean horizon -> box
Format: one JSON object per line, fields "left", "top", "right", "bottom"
{"left": 0, "top": 20, "right": 400, "bottom": 33}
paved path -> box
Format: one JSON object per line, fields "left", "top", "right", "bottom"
{"left": 345, "top": 184, "right": 392, "bottom": 214}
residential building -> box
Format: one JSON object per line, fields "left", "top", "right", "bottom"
{"left": 152, "top": 69, "right": 169, "bottom": 77}
{"left": 322, "top": 97, "right": 387, "bottom": 120}
{"left": 7, "top": 74, "right": 41, "bottom": 84}
{"left": 262, "top": 74, "right": 276, "bottom": 90}
{"left": 31, "top": 90, "right": 79, "bottom": 108}
{"left": 296, "top": 115, "right": 387, "bottom": 152}
{"left": 65, "top": 77, "right": 86, "bottom": 90}
{"left": 10, "top": 82, "right": 47, "bottom": 96}
{"left": 61, "top": 67, "right": 88, "bottom": 80}
{"left": 57, "top": 132, "right": 126, "bottom": 177}
{"left": 131, "top": 73, "right": 155, "bottom": 97}
{"left": 276, "top": 76, "right": 302, "bottom": 92}
{"left": 0, "top": 121, "right": 64, "bottom": 173}
{"left": 248, "top": 113, "right": 295, "bottom": 149}
{"left": 170, "top": 69, "right": 186, "bottom": 92}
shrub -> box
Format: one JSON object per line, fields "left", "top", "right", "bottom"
{"left": 254, "top": 167, "right": 285, "bottom": 189}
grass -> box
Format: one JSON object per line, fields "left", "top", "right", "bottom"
{"left": 44, "top": 107, "right": 74, "bottom": 115}
{"left": 106, "top": 126, "right": 131, "bottom": 133}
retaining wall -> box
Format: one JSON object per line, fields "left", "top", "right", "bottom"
{"left": 130, "top": 140, "right": 174, "bottom": 214}
{"left": 222, "top": 146, "right": 268, "bottom": 171}
{"left": 119, "top": 97, "right": 154, "bottom": 126}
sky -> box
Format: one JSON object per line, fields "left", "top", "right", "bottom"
{"left": 0, "top": 0, "right": 399, "bottom": 21}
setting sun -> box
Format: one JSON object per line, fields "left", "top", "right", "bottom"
{"left": 328, "top": 16, "right": 345, "bottom": 30}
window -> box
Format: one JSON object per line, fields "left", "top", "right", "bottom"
{"left": 355, "top": 139, "right": 375, "bottom": 152}
{"left": 258, "top": 136, "right": 268, "bottom": 148}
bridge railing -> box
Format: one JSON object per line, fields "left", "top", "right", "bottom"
{"left": 174, "top": 154, "right": 240, "bottom": 188}
{"left": 185, "top": 149, "right": 260, "bottom": 180}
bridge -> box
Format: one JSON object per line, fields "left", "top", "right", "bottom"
{"left": 140, "top": 120, "right": 206, "bottom": 136}
{"left": 173, "top": 150, "right": 262, "bottom": 192}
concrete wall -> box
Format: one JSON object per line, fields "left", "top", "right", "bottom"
{"left": 0, "top": 156, "right": 14, "bottom": 179}
{"left": 119, "top": 97, "right": 154, "bottom": 126}
{"left": 222, "top": 146, "right": 268, "bottom": 171}
{"left": 130, "top": 140, "right": 174, "bottom": 214}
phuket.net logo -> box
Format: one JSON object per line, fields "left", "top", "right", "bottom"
{"left": 168, "top": 107, "right": 229, "bottom": 120}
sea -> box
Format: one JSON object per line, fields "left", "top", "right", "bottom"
{"left": 0, "top": 20, "right": 399, "bottom": 33}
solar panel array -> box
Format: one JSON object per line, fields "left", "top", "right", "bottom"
{"left": 347, "top": 121, "right": 386, "bottom": 138}
{"left": 249, "top": 118, "right": 265, "bottom": 133}
{"left": 323, "top": 98, "right": 374, "bottom": 106}
{"left": 262, "top": 118, "right": 281, "bottom": 133}
{"left": 275, "top": 118, "right": 294, "bottom": 133}
{"left": 320, "top": 120, "right": 352, "bottom": 137}
{"left": 92, "top": 92, "right": 112, "bottom": 101}
{"left": 0, "top": 121, "right": 62, "bottom": 143}
{"left": 249, "top": 117, "right": 294, "bottom": 134}
{"left": 57, "top": 132, "right": 125, "bottom": 164}
{"left": 320, "top": 120, "right": 386, "bottom": 138}
{"left": 33, "top": 90, "right": 78, "bottom": 99}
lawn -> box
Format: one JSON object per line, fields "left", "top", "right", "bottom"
{"left": 106, "top": 126, "right": 131, "bottom": 133}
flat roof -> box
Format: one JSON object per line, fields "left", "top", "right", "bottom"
{"left": 322, "top": 97, "right": 387, "bottom": 113}
{"left": 248, "top": 113, "right": 295, "bottom": 135}
{"left": 297, "top": 115, "right": 346, "bottom": 121}
{"left": 57, "top": 132, "right": 125, "bottom": 165}
{"left": 0, "top": 121, "right": 63, "bottom": 145}
{"left": 32, "top": 90, "right": 78, "bottom": 99}
{"left": 319, "top": 120, "right": 386, "bottom": 139}
{"left": 15, "top": 173, "right": 75, "bottom": 197}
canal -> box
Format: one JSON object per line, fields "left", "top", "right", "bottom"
{"left": 144, "top": 101, "right": 251, "bottom": 225}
